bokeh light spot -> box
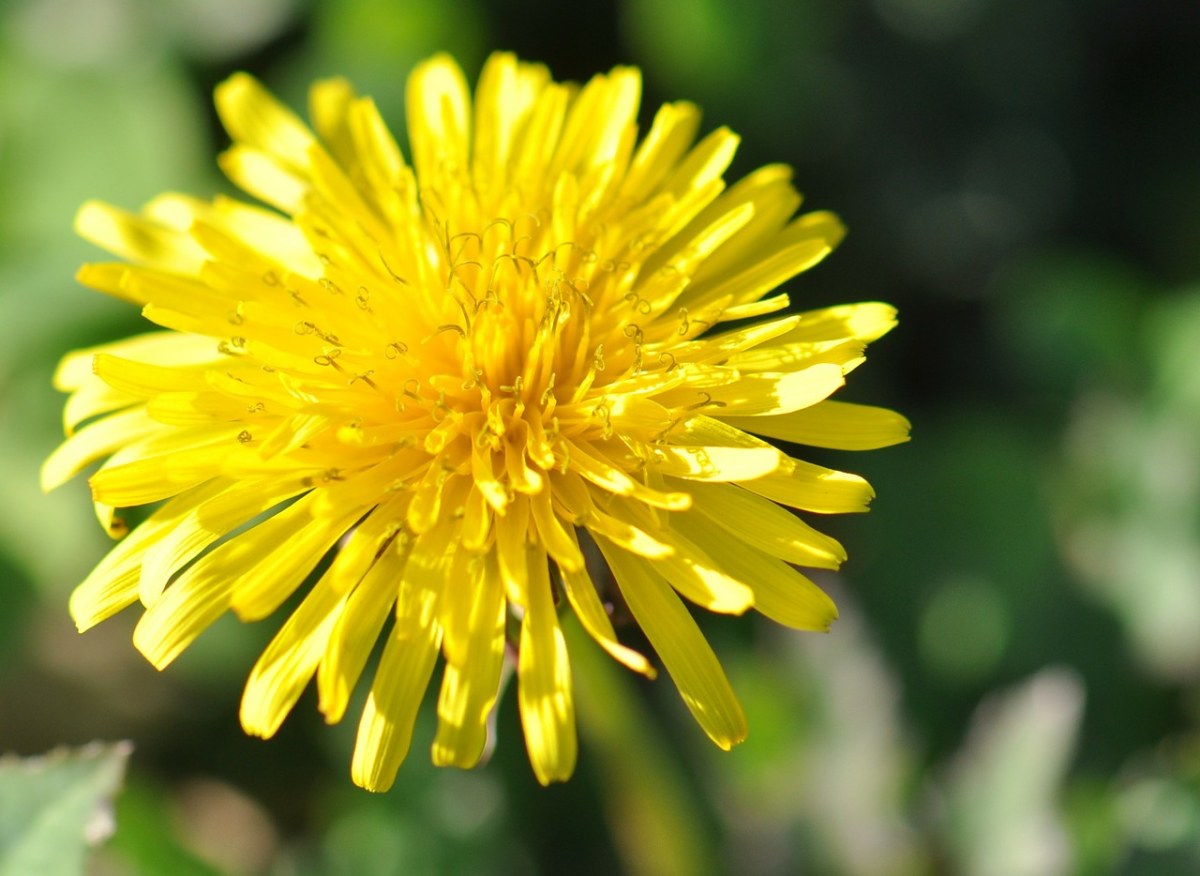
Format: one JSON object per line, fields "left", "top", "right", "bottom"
{"left": 919, "top": 576, "right": 1009, "bottom": 683}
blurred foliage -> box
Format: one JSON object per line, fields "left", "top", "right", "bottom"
{"left": 0, "top": 741, "right": 130, "bottom": 875}
{"left": 1057, "top": 287, "right": 1200, "bottom": 684}
{"left": 2, "top": 0, "right": 1199, "bottom": 873}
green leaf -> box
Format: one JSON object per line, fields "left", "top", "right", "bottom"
{"left": 0, "top": 741, "right": 132, "bottom": 876}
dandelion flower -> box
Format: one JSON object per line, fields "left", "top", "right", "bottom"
{"left": 45, "top": 52, "right": 909, "bottom": 789}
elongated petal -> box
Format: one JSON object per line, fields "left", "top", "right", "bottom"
{"left": 75, "top": 202, "right": 207, "bottom": 273}
{"left": 725, "top": 338, "right": 866, "bottom": 375}
{"left": 787, "top": 301, "right": 898, "bottom": 344}
{"left": 318, "top": 537, "right": 411, "bottom": 723}
{"left": 684, "top": 479, "right": 847, "bottom": 569}
{"left": 529, "top": 486, "right": 584, "bottom": 572}
{"left": 558, "top": 533, "right": 656, "bottom": 678}
{"left": 139, "top": 478, "right": 309, "bottom": 606}
{"left": 240, "top": 580, "right": 347, "bottom": 738}
{"left": 239, "top": 506, "right": 406, "bottom": 737}
{"left": 597, "top": 538, "right": 747, "bottom": 749}
{"left": 670, "top": 510, "right": 838, "bottom": 630}
{"left": 42, "top": 408, "right": 160, "bottom": 492}
{"left": 68, "top": 480, "right": 230, "bottom": 630}
{"left": 406, "top": 54, "right": 471, "bottom": 186}
{"left": 620, "top": 100, "right": 700, "bottom": 202}
{"left": 218, "top": 146, "right": 308, "bottom": 213}
{"left": 678, "top": 211, "right": 845, "bottom": 311}
{"left": 132, "top": 491, "right": 333, "bottom": 668}
{"left": 88, "top": 430, "right": 239, "bottom": 507}
{"left": 229, "top": 501, "right": 365, "bottom": 622}
{"left": 352, "top": 591, "right": 442, "bottom": 792}
{"left": 736, "top": 459, "right": 875, "bottom": 514}
{"left": 432, "top": 552, "right": 506, "bottom": 768}
{"left": 649, "top": 443, "right": 782, "bottom": 482}
{"left": 724, "top": 400, "right": 912, "bottom": 450}
{"left": 584, "top": 508, "right": 675, "bottom": 559}
{"left": 655, "top": 530, "right": 755, "bottom": 615}
{"left": 215, "top": 72, "right": 317, "bottom": 173}
{"left": 518, "top": 546, "right": 577, "bottom": 784}
{"left": 697, "top": 363, "right": 846, "bottom": 417}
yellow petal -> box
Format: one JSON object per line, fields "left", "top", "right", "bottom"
{"left": 139, "top": 477, "right": 309, "bottom": 607}
{"left": 596, "top": 537, "right": 747, "bottom": 749}
{"left": 206, "top": 195, "right": 322, "bottom": 276}
{"left": 584, "top": 508, "right": 674, "bottom": 560}
{"left": 717, "top": 293, "right": 792, "bottom": 322}
{"left": 421, "top": 535, "right": 467, "bottom": 666}
{"left": 131, "top": 559, "right": 236, "bottom": 670}
{"left": 494, "top": 495, "right": 531, "bottom": 607}
{"left": 724, "top": 400, "right": 912, "bottom": 450}
{"left": 667, "top": 414, "right": 773, "bottom": 448}
{"left": 75, "top": 201, "right": 208, "bottom": 273}
{"left": 217, "top": 145, "right": 308, "bottom": 214}
{"left": 308, "top": 76, "right": 357, "bottom": 165}
{"left": 529, "top": 486, "right": 584, "bottom": 572}
{"left": 60, "top": 380, "right": 134, "bottom": 437}
{"left": 683, "top": 480, "right": 847, "bottom": 569}
{"left": 662, "top": 127, "right": 739, "bottom": 202}
{"left": 648, "top": 442, "right": 782, "bottom": 482}
{"left": 785, "top": 301, "right": 898, "bottom": 344}
{"left": 736, "top": 459, "right": 875, "bottom": 514}
{"left": 460, "top": 484, "right": 492, "bottom": 551}
{"left": 509, "top": 81, "right": 570, "bottom": 186}
{"left": 348, "top": 95, "right": 406, "bottom": 194}
{"left": 567, "top": 439, "right": 641, "bottom": 495}
{"left": 146, "top": 390, "right": 254, "bottom": 426}
{"left": 42, "top": 407, "right": 160, "bottom": 492}
{"left": 318, "top": 536, "right": 410, "bottom": 724}
{"left": 92, "top": 353, "right": 210, "bottom": 398}
{"left": 306, "top": 144, "right": 393, "bottom": 247}
{"left": 472, "top": 52, "right": 548, "bottom": 189}
{"left": 673, "top": 313, "right": 801, "bottom": 366}
{"left": 73, "top": 263, "right": 136, "bottom": 304}
{"left": 619, "top": 100, "right": 700, "bottom": 203}
{"left": 566, "top": 440, "right": 693, "bottom": 509}
{"left": 66, "top": 540, "right": 145, "bottom": 630}
{"left": 131, "top": 490, "right": 339, "bottom": 668}
{"left": 229, "top": 500, "right": 364, "bottom": 622}
{"left": 637, "top": 201, "right": 755, "bottom": 296}
{"left": 93, "top": 500, "right": 126, "bottom": 538}
{"left": 698, "top": 362, "right": 846, "bottom": 417}
{"left": 678, "top": 211, "right": 844, "bottom": 312}
{"left": 551, "top": 66, "right": 640, "bottom": 177}
{"left": 432, "top": 552, "right": 506, "bottom": 769}
{"left": 681, "top": 165, "right": 802, "bottom": 286}
{"left": 654, "top": 529, "right": 755, "bottom": 615}
{"left": 88, "top": 429, "right": 239, "bottom": 507}
{"left": 54, "top": 331, "right": 222, "bottom": 393}
{"left": 558, "top": 532, "right": 656, "bottom": 678}
{"left": 240, "top": 578, "right": 347, "bottom": 738}
{"left": 518, "top": 546, "right": 577, "bottom": 784}
{"left": 351, "top": 590, "right": 442, "bottom": 792}
{"left": 67, "top": 480, "right": 229, "bottom": 630}
{"left": 215, "top": 72, "right": 316, "bottom": 174}
{"left": 724, "top": 338, "right": 866, "bottom": 375}
{"left": 670, "top": 510, "right": 838, "bottom": 630}
{"left": 406, "top": 54, "right": 471, "bottom": 186}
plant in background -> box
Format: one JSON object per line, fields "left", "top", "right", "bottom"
{"left": 43, "top": 52, "right": 907, "bottom": 790}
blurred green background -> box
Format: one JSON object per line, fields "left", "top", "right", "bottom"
{"left": 3, "top": 0, "right": 1200, "bottom": 873}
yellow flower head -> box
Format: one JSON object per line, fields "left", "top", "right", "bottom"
{"left": 45, "top": 53, "right": 909, "bottom": 789}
